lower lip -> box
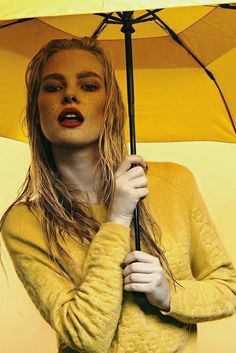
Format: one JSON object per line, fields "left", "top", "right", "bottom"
{"left": 59, "top": 120, "right": 84, "bottom": 128}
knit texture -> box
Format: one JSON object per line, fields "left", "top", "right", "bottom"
{"left": 1, "top": 162, "right": 236, "bottom": 353}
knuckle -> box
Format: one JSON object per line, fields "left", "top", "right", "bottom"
{"left": 155, "top": 275, "right": 162, "bottom": 286}
{"left": 146, "top": 282, "right": 155, "bottom": 293}
{"left": 154, "top": 262, "right": 163, "bottom": 271}
{"left": 130, "top": 273, "right": 136, "bottom": 281}
{"left": 136, "top": 166, "right": 144, "bottom": 173}
{"left": 142, "top": 176, "right": 148, "bottom": 184}
{"left": 128, "top": 154, "right": 144, "bottom": 164}
{"left": 131, "top": 283, "right": 138, "bottom": 291}
{"left": 130, "top": 263, "right": 136, "bottom": 271}
{"left": 154, "top": 256, "right": 162, "bottom": 268}
{"left": 141, "top": 189, "right": 149, "bottom": 198}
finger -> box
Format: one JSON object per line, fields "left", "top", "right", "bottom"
{"left": 136, "top": 188, "right": 149, "bottom": 199}
{"left": 117, "top": 166, "right": 146, "bottom": 185}
{"left": 122, "top": 262, "right": 160, "bottom": 277}
{"left": 128, "top": 175, "right": 148, "bottom": 188}
{"left": 115, "top": 155, "right": 146, "bottom": 178}
{"left": 124, "top": 282, "right": 151, "bottom": 293}
{"left": 123, "top": 251, "right": 160, "bottom": 266}
{"left": 123, "top": 166, "right": 147, "bottom": 182}
{"left": 123, "top": 273, "right": 153, "bottom": 284}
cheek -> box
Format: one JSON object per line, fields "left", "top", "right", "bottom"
{"left": 38, "top": 95, "right": 55, "bottom": 122}
{"left": 37, "top": 96, "right": 47, "bottom": 120}
{"left": 96, "top": 93, "right": 106, "bottom": 115}
{"left": 37, "top": 93, "right": 44, "bottom": 112}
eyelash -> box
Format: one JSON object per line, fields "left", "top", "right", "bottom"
{"left": 43, "top": 84, "right": 98, "bottom": 92}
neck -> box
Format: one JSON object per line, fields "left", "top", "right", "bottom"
{"left": 51, "top": 143, "right": 102, "bottom": 204}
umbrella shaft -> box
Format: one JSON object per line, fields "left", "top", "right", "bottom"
{"left": 124, "top": 30, "right": 136, "bottom": 155}
{"left": 122, "top": 16, "right": 141, "bottom": 250}
{"left": 134, "top": 206, "right": 141, "bottom": 251}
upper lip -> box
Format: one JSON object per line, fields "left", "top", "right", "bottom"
{"left": 58, "top": 107, "right": 85, "bottom": 122}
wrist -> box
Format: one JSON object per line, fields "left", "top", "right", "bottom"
{"left": 107, "top": 215, "right": 131, "bottom": 228}
{"left": 158, "top": 299, "right": 170, "bottom": 312}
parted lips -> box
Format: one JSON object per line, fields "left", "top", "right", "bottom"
{"left": 58, "top": 107, "right": 85, "bottom": 122}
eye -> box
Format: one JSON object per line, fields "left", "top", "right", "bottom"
{"left": 43, "top": 85, "right": 62, "bottom": 92}
{"left": 81, "top": 84, "right": 98, "bottom": 92}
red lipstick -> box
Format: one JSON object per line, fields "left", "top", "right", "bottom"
{"left": 58, "top": 107, "right": 84, "bottom": 128}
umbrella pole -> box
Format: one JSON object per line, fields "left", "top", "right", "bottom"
{"left": 121, "top": 13, "right": 141, "bottom": 251}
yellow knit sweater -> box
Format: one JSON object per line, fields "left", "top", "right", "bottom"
{"left": 1, "top": 162, "right": 236, "bottom": 353}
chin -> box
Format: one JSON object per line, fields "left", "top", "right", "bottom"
{"left": 50, "top": 138, "right": 100, "bottom": 151}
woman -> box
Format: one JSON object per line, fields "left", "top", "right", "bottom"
{"left": 0, "top": 37, "right": 235, "bottom": 353}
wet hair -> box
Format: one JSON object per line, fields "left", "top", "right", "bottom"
{"left": 0, "top": 37, "right": 177, "bottom": 287}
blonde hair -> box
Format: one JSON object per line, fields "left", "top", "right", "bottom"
{"left": 0, "top": 37, "right": 177, "bottom": 287}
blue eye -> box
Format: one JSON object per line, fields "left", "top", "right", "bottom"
{"left": 44, "top": 85, "right": 61, "bottom": 92}
{"left": 82, "top": 84, "right": 98, "bottom": 91}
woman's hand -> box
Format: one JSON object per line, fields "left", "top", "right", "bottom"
{"left": 107, "top": 155, "right": 148, "bottom": 228}
{"left": 122, "top": 251, "right": 171, "bottom": 311}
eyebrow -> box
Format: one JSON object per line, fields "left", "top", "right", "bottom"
{"left": 41, "top": 71, "right": 103, "bottom": 83}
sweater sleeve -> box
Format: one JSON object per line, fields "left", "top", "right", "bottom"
{"left": 160, "top": 166, "right": 236, "bottom": 323}
{"left": 1, "top": 204, "right": 131, "bottom": 353}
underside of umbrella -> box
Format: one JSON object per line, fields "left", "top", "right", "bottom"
{"left": 1, "top": 2, "right": 236, "bottom": 144}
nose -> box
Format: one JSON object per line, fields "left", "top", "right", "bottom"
{"left": 62, "top": 93, "right": 79, "bottom": 105}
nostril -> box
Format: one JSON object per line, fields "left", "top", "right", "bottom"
{"left": 63, "top": 95, "right": 78, "bottom": 104}
{"left": 71, "top": 96, "right": 78, "bottom": 103}
{"left": 63, "top": 96, "right": 69, "bottom": 103}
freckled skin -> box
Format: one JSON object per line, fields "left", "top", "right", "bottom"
{"left": 37, "top": 49, "right": 106, "bottom": 150}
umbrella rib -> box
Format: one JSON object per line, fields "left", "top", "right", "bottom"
{"left": 0, "top": 18, "right": 34, "bottom": 29}
{"left": 220, "top": 4, "right": 236, "bottom": 9}
{"left": 116, "top": 12, "right": 124, "bottom": 19}
{"left": 213, "top": 82, "right": 236, "bottom": 134}
{"left": 92, "top": 12, "right": 121, "bottom": 39}
{"left": 95, "top": 13, "right": 122, "bottom": 23}
{"left": 107, "top": 20, "right": 124, "bottom": 25}
{"left": 135, "top": 17, "right": 161, "bottom": 24}
{"left": 148, "top": 11, "right": 236, "bottom": 135}
{"left": 133, "top": 9, "right": 163, "bottom": 23}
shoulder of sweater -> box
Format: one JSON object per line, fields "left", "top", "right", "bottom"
{"left": 2, "top": 201, "right": 38, "bottom": 225}
{"left": 146, "top": 161, "right": 197, "bottom": 200}
{"left": 1, "top": 202, "right": 42, "bottom": 243}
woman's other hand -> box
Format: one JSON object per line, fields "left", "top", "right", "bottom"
{"left": 121, "top": 251, "right": 171, "bottom": 311}
{"left": 107, "top": 155, "right": 148, "bottom": 228}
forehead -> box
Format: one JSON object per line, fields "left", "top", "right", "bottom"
{"left": 41, "top": 49, "right": 104, "bottom": 78}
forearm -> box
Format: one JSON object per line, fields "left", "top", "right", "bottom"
{"left": 51, "top": 222, "right": 132, "bottom": 352}
{"left": 160, "top": 274, "right": 236, "bottom": 323}
{"left": 2, "top": 207, "right": 132, "bottom": 353}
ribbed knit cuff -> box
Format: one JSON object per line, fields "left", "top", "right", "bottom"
{"left": 160, "top": 283, "right": 184, "bottom": 317}
{"left": 99, "top": 222, "right": 131, "bottom": 237}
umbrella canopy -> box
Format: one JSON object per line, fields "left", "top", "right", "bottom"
{"left": 1, "top": 1, "right": 236, "bottom": 143}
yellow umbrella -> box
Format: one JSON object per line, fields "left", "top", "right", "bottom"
{"left": 0, "top": 1, "right": 236, "bottom": 144}
{"left": 1, "top": 1, "right": 236, "bottom": 248}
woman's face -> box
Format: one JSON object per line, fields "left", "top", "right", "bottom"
{"left": 37, "top": 48, "right": 106, "bottom": 149}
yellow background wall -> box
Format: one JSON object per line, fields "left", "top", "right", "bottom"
{"left": 0, "top": 137, "right": 235, "bottom": 353}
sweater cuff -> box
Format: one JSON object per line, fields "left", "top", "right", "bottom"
{"left": 99, "top": 222, "right": 131, "bottom": 237}
{"left": 159, "top": 283, "right": 185, "bottom": 317}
